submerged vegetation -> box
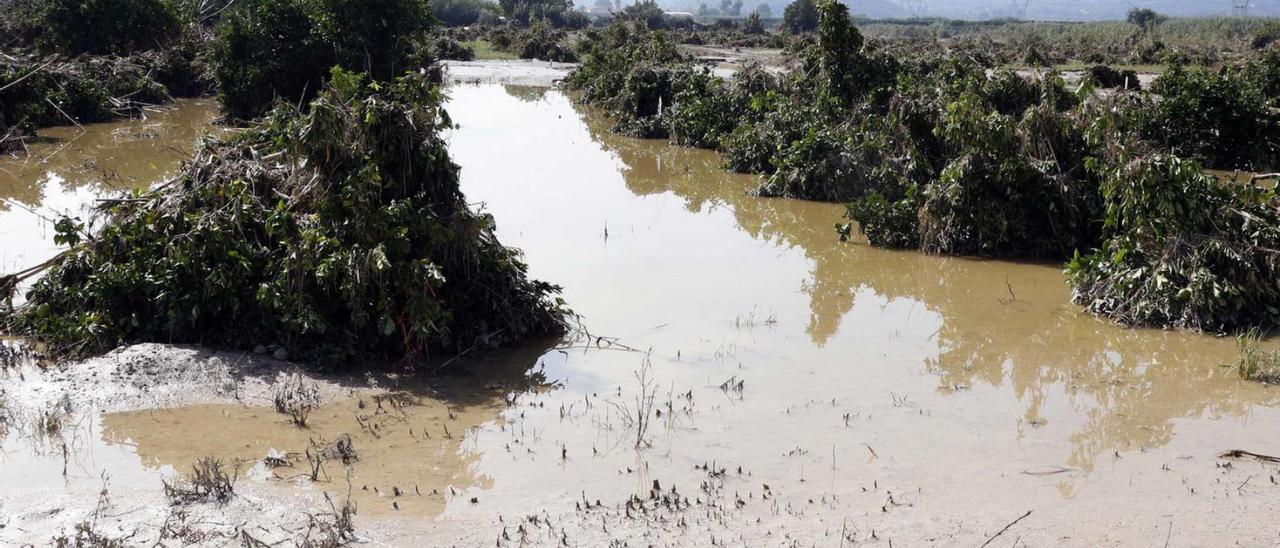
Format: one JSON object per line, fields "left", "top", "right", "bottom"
{"left": 2, "top": 69, "right": 567, "bottom": 366}
{"left": 567, "top": 1, "right": 1280, "bottom": 333}
{"left": 1234, "top": 330, "right": 1280, "bottom": 384}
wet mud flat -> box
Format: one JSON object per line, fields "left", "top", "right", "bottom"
{"left": 2, "top": 84, "right": 1280, "bottom": 546}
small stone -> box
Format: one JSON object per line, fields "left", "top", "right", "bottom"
{"left": 253, "top": 345, "right": 267, "bottom": 355}
{"left": 272, "top": 348, "right": 289, "bottom": 361}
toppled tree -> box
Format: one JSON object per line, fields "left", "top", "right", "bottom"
{"left": 210, "top": 0, "right": 435, "bottom": 120}
{"left": 0, "top": 52, "right": 184, "bottom": 145}
{"left": 3, "top": 69, "right": 567, "bottom": 366}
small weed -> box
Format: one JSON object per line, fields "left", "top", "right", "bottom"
{"left": 163, "top": 457, "right": 236, "bottom": 504}
{"left": 1234, "top": 329, "right": 1280, "bottom": 384}
{"left": 274, "top": 373, "right": 321, "bottom": 427}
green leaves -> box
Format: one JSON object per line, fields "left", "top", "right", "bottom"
{"left": 9, "top": 70, "right": 566, "bottom": 366}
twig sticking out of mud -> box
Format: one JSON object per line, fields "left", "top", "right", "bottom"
{"left": 1218, "top": 449, "right": 1280, "bottom": 463}
{"left": 980, "top": 510, "right": 1032, "bottom": 548}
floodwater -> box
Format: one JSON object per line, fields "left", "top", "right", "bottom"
{"left": 3, "top": 85, "right": 1280, "bottom": 545}
{"left": 0, "top": 99, "right": 222, "bottom": 280}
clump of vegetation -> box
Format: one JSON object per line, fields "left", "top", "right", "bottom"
{"left": 499, "top": 0, "right": 586, "bottom": 28}
{"left": 433, "top": 34, "right": 477, "bottom": 61}
{"left": 511, "top": 21, "right": 578, "bottom": 62}
{"left": 566, "top": 22, "right": 689, "bottom": 137}
{"left": 1065, "top": 152, "right": 1280, "bottom": 331}
{"left": 1234, "top": 330, "right": 1280, "bottom": 384}
{"left": 163, "top": 457, "right": 236, "bottom": 504}
{"left": 3, "top": 69, "right": 567, "bottom": 366}
{"left": 36, "top": 0, "right": 184, "bottom": 55}
{"left": 1085, "top": 64, "right": 1141, "bottom": 90}
{"left": 0, "top": 0, "right": 213, "bottom": 149}
{"left": 433, "top": 0, "right": 500, "bottom": 26}
{"left": 1143, "top": 63, "right": 1278, "bottom": 171}
{"left": 273, "top": 373, "right": 321, "bottom": 426}
{"left": 210, "top": 0, "right": 434, "bottom": 120}
{"left": 0, "top": 51, "right": 205, "bottom": 141}
{"left": 783, "top": 0, "right": 818, "bottom": 33}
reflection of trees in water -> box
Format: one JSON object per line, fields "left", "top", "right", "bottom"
{"left": 576, "top": 102, "right": 1279, "bottom": 471}
{"left": 502, "top": 85, "right": 551, "bottom": 103}
{"left": 0, "top": 100, "right": 219, "bottom": 210}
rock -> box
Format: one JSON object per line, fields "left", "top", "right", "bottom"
{"left": 272, "top": 348, "right": 289, "bottom": 361}
{"left": 253, "top": 345, "right": 267, "bottom": 355}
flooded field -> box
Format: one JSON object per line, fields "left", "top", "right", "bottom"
{"left": 2, "top": 85, "right": 1280, "bottom": 545}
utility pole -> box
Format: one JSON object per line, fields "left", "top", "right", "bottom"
{"left": 1232, "top": 0, "right": 1250, "bottom": 17}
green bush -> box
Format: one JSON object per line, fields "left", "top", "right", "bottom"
{"left": 1085, "top": 64, "right": 1141, "bottom": 90}
{"left": 514, "top": 21, "right": 578, "bottom": 62}
{"left": 1066, "top": 153, "right": 1280, "bottom": 331}
{"left": 5, "top": 69, "right": 567, "bottom": 365}
{"left": 499, "top": 0, "right": 585, "bottom": 28}
{"left": 433, "top": 35, "right": 476, "bottom": 61}
{"left": 433, "top": 0, "right": 499, "bottom": 26}
{"left": 37, "top": 0, "right": 184, "bottom": 55}
{"left": 782, "top": 0, "right": 817, "bottom": 33}
{"left": 211, "top": 0, "right": 433, "bottom": 120}
{"left": 1144, "top": 64, "right": 1277, "bottom": 171}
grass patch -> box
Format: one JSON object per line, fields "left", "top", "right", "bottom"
{"left": 1235, "top": 329, "right": 1280, "bottom": 384}
{"left": 464, "top": 39, "right": 519, "bottom": 60}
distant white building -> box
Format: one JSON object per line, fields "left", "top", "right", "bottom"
{"left": 664, "top": 11, "right": 696, "bottom": 20}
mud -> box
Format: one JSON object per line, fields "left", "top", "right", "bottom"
{"left": 443, "top": 60, "right": 577, "bottom": 86}
{"left": 2, "top": 84, "right": 1280, "bottom": 546}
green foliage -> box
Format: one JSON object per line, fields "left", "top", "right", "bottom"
{"left": 499, "top": 0, "right": 586, "bottom": 28}
{"left": 566, "top": 22, "right": 686, "bottom": 133}
{"left": 844, "top": 192, "right": 920, "bottom": 248}
{"left": 744, "top": 12, "right": 765, "bottom": 35}
{"left": 0, "top": 53, "right": 184, "bottom": 134}
{"left": 1066, "top": 153, "right": 1280, "bottom": 331}
{"left": 1234, "top": 329, "right": 1280, "bottom": 384}
{"left": 1144, "top": 64, "right": 1277, "bottom": 171}
{"left": 1251, "top": 20, "right": 1280, "bottom": 49}
{"left": 1126, "top": 8, "right": 1166, "bottom": 36}
{"left": 782, "top": 0, "right": 817, "bottom": 34}
{"left": 622, "top": 0, "right": 668, "bottom": 31}
{"left": 433, "top": 35, "right": 477, "bottom": 61}
{"left": 815, "top": 0, "right": 864, "bottom": 105}
{"left": 6, "top": 69, "right": 567, "bottom": 365}
{"left": 667, "top": 70, "right": 735, "bottom": 148}
{"left": 515, "top": 21, "right": 579, "bottom": 62}
{"left": 37, "top": 0, "right": 184, "bottom": 55}
{"left": 1085, "top": 64, "right": 1141, "bottom": 90}
{"left": 211, "top": 0, "right": 433, "bottom": 120}
{"left": 433, "top": 0, "right": 499, "bottom": 26}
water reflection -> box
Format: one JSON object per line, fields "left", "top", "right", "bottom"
{"left": 572, "top": 93, "right": 1280, "bottom": 472}
{"left": 0, "top": 99, "right": 221, "bottom": 275}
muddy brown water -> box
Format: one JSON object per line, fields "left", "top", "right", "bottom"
{"left": 0, "top": 99, "right": 223, "bottom": 281}
{"left": 2, "top": 85, "right": 1280, "bottom": 544}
